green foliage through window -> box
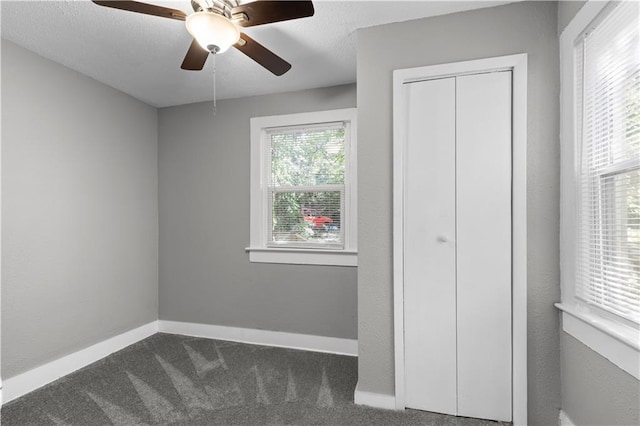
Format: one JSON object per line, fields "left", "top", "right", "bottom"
{"left": 268, "top": 125, "right": 346, "bottom": 247}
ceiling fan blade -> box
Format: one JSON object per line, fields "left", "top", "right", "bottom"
{"left": 181, "top": 39, "right": 210, "bottom": 71}
{"left": 231, "top": 1, "right": 314, "bottom": 28}
{"left": 91, "top": 1, "right": 186, "bottom": 21}
{"left": 234, "top": 33, "right": 291, "bottom": 76}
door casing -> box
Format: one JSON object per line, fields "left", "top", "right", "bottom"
{"left": 392, "top": 54, "right": 528, "bottom": 425}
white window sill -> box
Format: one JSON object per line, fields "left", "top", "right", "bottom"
{"left": 246, "top": 247, "right": 357, "bottom": 266}
{"left": 555, "top": 303, "right": 639, "bottom": 379}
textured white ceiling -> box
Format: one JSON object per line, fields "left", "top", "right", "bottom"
{"left": 1, "top": 0, "right": 519, "bottom": 107}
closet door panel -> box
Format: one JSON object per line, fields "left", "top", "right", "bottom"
{"left": 403, "top": 77, "right": 457, "bottom": 415}
{"left": 455, "top": 71, "right": 512, "bottom": 421}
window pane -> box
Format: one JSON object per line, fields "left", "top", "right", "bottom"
{"left": 270, "top": 127, "right": 345, "bottom": 187}
{"left": 576, "top": 0, "right": 640, "bottom": 324}
{"left": 270, "top": 191, "right": 343, "bottom": 247}
{"left": 579, "top": 169, "right": 640, "bottom": 321}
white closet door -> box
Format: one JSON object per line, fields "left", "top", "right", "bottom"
{"left": 403, "top": 77, "right": 457, "bottom": 415}
{"left": 403, "top": 71, "right": 512, "bottom": 422}
{"left": 456, "top": 71, "right": 512, "bottom": 421}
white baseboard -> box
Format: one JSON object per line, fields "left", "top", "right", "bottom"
{"left": 2, "top": 321, "right": 158, "bottom": 405}
{"left": 559, "top": 410, "right": 575, "bottom": 426}
{"left": 353, "top": 381, "right": 397, "bottom": 410}
{"left": 2, "top": 320, "right": 357, "bottom": 406}
{"left": 158, "top": 320, "right": 358, "bottom": 356}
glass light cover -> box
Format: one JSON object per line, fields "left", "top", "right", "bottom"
{"left": 185, "top": 12, "right": 240, "bottom": 54}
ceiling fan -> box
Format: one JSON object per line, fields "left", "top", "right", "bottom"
{"left": 91, "top": 0, "right": 315, "bottom": 76}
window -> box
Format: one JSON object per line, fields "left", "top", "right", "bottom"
{"left": 559, "top": 0, "right": 639, "bottom": 378}
{"left": 248, "top": 108, "right": 357, "bottom": 266}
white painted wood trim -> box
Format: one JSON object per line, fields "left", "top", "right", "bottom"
{"left": 0, "top": 30, "right": 4, "bottom": 409}
{"left": 392, "top": 58, "right": 407, "bottom": 412}
{"left": 511, "top": 53, "right": 529, "bottom": 426}
{"left": 559, "top": 410, "right": 576, "bottom": 426}
{"left": 392, "top": 54, "right": 528, "bottom": 424}
{"left": 158, "top": 320, "right": 358, "bottom": 356}
{"left": 1, "top": 321, "right": 158, "bottom": 405}
{"left": 557, "top": 305, "right": 640, "bottom": 379}
{"left": 249, "top": 108, "right": 358, "bottom": 266}
{"left": 2, "top": 320, "right": 356, "bottom": 406}
{"left": 354, "top": 381, "right": 397, "bottom": 410}
{"left": 246, "top": 247, "right": 357, "bottom": 266}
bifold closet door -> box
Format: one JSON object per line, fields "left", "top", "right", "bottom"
{"left": 403, "top": 71, "right": 512, "bottom": 422}
{"left": 455, "top": 71, "right": 512, "bottom": 421}
{"left": 404, "top": 76, "right": 457, "bottom": 415}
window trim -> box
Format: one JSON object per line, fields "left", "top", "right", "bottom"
{"left": 247, "top": 108, "right": 357, "bottom": 266}
{"left": 558, "top": 0, "right": 639, "bottom": 379}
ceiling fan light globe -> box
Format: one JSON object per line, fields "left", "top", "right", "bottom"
{"left": 185, "top": 12, "right": 240, "bottom": 54}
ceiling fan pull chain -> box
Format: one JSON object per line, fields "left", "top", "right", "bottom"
{"left": 212, "top": 52, "right": 217, "bottom": 116}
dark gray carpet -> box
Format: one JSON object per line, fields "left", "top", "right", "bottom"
{"left": 1, "top": 333, "right": 509, "bottom": 425}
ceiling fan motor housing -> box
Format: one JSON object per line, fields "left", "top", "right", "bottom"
{"left": 191, "top": 0, "right": 238, "bottom": 16}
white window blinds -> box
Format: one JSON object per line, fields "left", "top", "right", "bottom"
{"left": 267, "top": 122, "right": 347, "bottom": 249}
{"left": 575, "top": 0, "right": 640, "bottom": 324}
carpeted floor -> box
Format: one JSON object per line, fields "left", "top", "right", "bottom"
{"left": 1, "top": 333, "right": 509, "bottom": 425}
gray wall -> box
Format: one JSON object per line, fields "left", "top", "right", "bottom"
{"left": 158, "top": 85, "right": 357, "bottom": 339}
{"left": 557, "top": 2, "right": 640, "bottom": 425}
{"left": 560, "top": 334, "right": 639, "bottom": 425}
{"left": 1, "top": 40, "right": 159, "bottom": 378}
{"left": 557, "top": 0, "right": 587, "bottom": 35}
{"left": 356, "top": 2, "right": 561, "bottom": 424}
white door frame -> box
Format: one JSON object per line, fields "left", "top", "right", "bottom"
{"left": 392, "top": 54, "right": 528, "bottom": 425}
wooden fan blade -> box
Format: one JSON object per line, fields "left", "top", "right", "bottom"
{"left": 91, "top": 1, "right": 186, "bottom": 21}
{"left": 231, "top": 1, "right": 314, "bottom": 28}
{"left": 181, "top": 39, "right": 210, "bottom": 71}
{"left": 234, "top": 33, "right": 291, "bottom": 76}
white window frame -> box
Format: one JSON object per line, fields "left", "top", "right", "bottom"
{"left": 247, "top": 108, "right": 357, "bottom": 266}
{"left": 558, "top": 0, "right": 639, "bottom": 379}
